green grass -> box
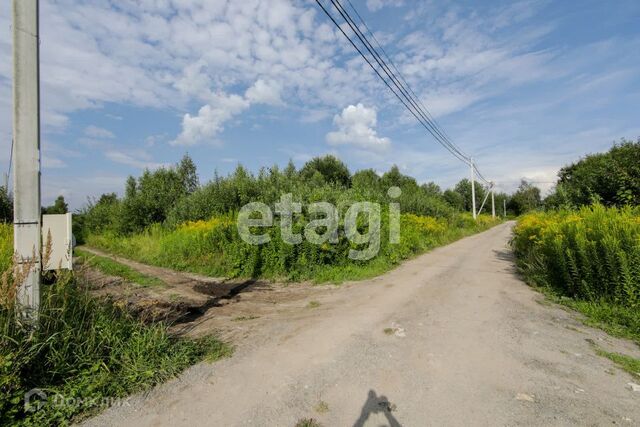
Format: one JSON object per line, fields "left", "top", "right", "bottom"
{"left": 563, "top": 299, "right": 640, "bottom": 344}
{"left": 0, "top": 223, "right": 12, "bottom": 273}
{"left": 1, "top": 273, "right": 231, "bottom": 426}
{"left": 306, "top": 301, "right": 320, "bottom": 309}
{"left": 512, "top": 206, "right": 640, "bottom": 376}
{"left": 531, "top": 284, "right": 640, "bottom": 345}
{"left": 520, "top": 280, "right": 640, "bottom": 380}
{"left": 512, "top": 205, "right": 640, "bottom": 308}
{"left": 593, "top": 347, "right": 640, "bottom": 379}
{"left": 75, "top": 248, "right": 165, "bottom": 288}
{"left": 86, "top": 213, "right": 502, "bottom": 284}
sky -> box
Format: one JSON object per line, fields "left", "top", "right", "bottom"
{"left": 0, "top": 0, "right": 639, "bottom": 209}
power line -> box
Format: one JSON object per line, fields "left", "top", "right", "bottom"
{"left": 343, "top": 0, "right": 467, "bottom": 158}
{"left": 317, "top": 0, "right": 470, "bottom": 164}
{"left": 7, "top": 138, "right": 13, "bottom": 188}
{"left": 331, "top": 0, "right": 470, "bottom": 163}
{"left": 316, "top": 0, "right": 493, "bottom": 184}
{"left": 337, "top": 0, "right": 464, "bottom": 159}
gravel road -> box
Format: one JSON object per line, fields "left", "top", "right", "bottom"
{"left": 82, "top": 222, "right": 640, "bottom": 426}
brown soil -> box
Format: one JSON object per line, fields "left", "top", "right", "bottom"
{"left": 76, "top": 246, "right": 328, "bottom": 328}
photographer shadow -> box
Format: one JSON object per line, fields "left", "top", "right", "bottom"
{"left": 353, "top": 389, "right": 402, "bottom": 427}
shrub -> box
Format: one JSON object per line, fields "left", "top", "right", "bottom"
{"left": 86, "top": 211, "right": 500, "bottom": 282}
{"left": 0, "top": 277, "right": 229, "bottom": 426}
{"left": 512, "top": 204, "right": 640, "bottom": 307}
{"left": 78, "top": 155, "right": 497, "bottom": 239}
{"left": 554, "top": 138, "right": 640, "bottom": 207}
{"left": 0, "top": 224, "right": 230, "bottom": 425}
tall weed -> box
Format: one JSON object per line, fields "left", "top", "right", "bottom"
{"left": 0, "top": 224, "right": 230, "bottom": 425}
{"left": 512, "top": 204, "right": 640, "bottom": 307}
{"left": 86, "top": 212, "right": 501, "bottom": 282}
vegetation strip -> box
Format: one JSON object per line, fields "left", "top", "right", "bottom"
{"left": 75, "top": 247, "right": 165, "bottom": 288}
{"left": 0, "top": 224, "right": 231, "bottom": 426}
{"left": 512, "top": 204, "right": 640, "bottom": 374}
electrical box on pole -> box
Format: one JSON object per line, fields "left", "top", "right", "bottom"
{"left": 12, "top": 0, "right": 41, "bottom": 320}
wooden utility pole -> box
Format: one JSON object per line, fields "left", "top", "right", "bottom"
{"left": 13, "top": 0, "right": 41, "bottom": 319}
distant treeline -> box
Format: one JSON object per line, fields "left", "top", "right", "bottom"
{"left": 3, "top": 138, "right": 636, "bottom": 236}
{"left": 73, "top": 155, "right": 513, "bottom": 242}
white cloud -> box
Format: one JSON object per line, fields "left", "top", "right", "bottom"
{"left": 171, "top": 78, "right": 283, "bottom": 146}
{"left": 105, "top": 150, "right": 168, "bottom": 170}
{"left": 84, "top": 125, "right": 115, "bottom": 139}
{"left": 366, "top": 0, "right": 404, "bottom": 12}
{"left": 245, "top": 79, "right": 283, "bottom": 106}
{"left": 421, "top": 89, "right": 481, "bottom": 118}
{"left": 326, "top": 103, "right": 390, "bottom": 150}
{"left": 0, "top": 0, "right": 385, "bottom": 141}
{"left": 144, "top": 133, "right": 168, "bottom": 147}
{"left": 174, "top": 60, "right": 213, "bottom": 101}
{"left": 171, "top": 93, "right": 250, "bottom": 146}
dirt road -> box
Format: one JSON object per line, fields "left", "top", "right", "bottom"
{"left": 83, "top": 222, "right": 640, "bottom": 426}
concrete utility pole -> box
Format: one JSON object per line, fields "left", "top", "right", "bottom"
{"left": 470, "top": 158, "right": 476, "bottom": 219}
{"left": 491, "top": 185, "right": 495, "bottom": 219}
{"left": 13, "top": 0, "right": 41, "bottom": 319}
{"left": 503, "top": 199, "right": 507, "bottom": 217}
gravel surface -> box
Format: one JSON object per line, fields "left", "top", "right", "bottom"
{"left": 81, "top": 222, "right": 640, "bottom": 426}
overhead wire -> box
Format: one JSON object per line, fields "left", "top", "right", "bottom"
{"left": 331, "top": 0, "right": 470, "bottom": 163}
{"left": 317, "top": 0, "right": 470, "bottom": 164}
{"left": 343, "top": 0, "right": 468, "bottom": 158}
{"left": 316, "top": 0, "right": 494, "bottom": 184}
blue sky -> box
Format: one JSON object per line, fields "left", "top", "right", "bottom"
{"left": 0, "top": 0, "right": 639, "bottom": 209}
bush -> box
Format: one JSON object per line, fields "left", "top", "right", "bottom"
{"left": 554, "top": 138, "right": 640, "bottom": 207}
{"left": 78, "top": 155, "right": 498, "bottom": 239}
{"left": 512, "top": 204, "right": 640, "bottom": 307}
{"left": 0, "top": 229, "right": 230, "bottom": 425}
{"left": 86, "top": 211, "right": 500, "bottom": 282}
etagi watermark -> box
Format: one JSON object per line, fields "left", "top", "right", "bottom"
{"left": 237, "top": 187, "right": 402, "bottom": 261}
{"left": 24, "top": 388, "right": 131, "bottom": 413}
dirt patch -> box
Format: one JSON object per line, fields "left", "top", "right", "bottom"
{"left": 76, "top": 246, "right": 332, "bottom": 329}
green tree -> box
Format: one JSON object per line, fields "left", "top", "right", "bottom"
{"left": 117, "top": 154, "right": 201, "bottom": 233}
{"left": 381, "top": 165, "right": 416, "bottom": 189}
{"left": 0, "top": 186, "right": 12, "bottom": 222}
{"left": 421, "top": 182, "right": 442, "bottom": 198}
{"left": 543, "top": 183, "right": 574, "bottom": 210}
{"left": 300, "top": 155, "right": 351, "bottom": 187}
{"left": 43, "top": 195, "right": 68, "bottom": 214}
{"left": 508, "top": 180, "right": 541, "bottom": 215}
{"left": 177, "top": 154, "right": 199, "bottom": 194}
{"left": 453, "top": 179, "right": 486, "bottom": 213}
{"left": 492, "top": 192, "right": 510, "bottom": 216}
{"left": 82, "top": 193, "right": 121, "bottom": 234}
{"left": 558, "top": 138, "right": 640, "bottom": 207}
{"left": 443, "top": 189, "right": 464, "bottom": 211}
{"left": 351, "top": 169, "right": 380, "bottom": 191}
